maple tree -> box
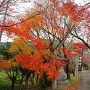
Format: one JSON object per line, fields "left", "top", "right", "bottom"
{"left": 0, "top": 0, "right": 33, "bottom": 42}
{"left": 5, "top": 37, "right": 66, "bottom": 90}
{"left": 0, "top": 0, "right": 89, "bottom": 89}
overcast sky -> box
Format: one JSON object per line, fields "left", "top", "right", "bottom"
{"left": 1, "top": 0, "right": 90, "bottom": 42}
{"left": 74, "top": 0, "right": 89, "bottom": 5}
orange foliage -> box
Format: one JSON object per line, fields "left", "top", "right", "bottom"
{"left": 73, "top": 43, "right": 88, "bottom": 49}
{"left": 57, "top": 0, "right": 89, "bottom": 24}
{"left": 52, "top": 23, "right": 58, "bottom": 30}
{"left": 82, "top": 56, "right": 88, "bottom": 63}
{"left": 60, "top": 48, "right": 72, "bottom": 58}
{"left": 16, "top": 53, "right": 65, "bottom": 80}
{"left": 0, "top": 60, "right": 11, "bottom": 69}
{"left": 34, "top": 37, "right": 44, "bottom": 50}
{"left": 60, "top": 47, "right": 81, "bottom": 59}
{"left": 54, "top": 60, "right": 67, "bottom": 68}
{"left": 5, "top": 26, "right": 34, "bottom": 40}
{"left": 34, "top": 2, "right": 43, "bottom": 8}
{"left": 73, "top": 49, "right": 81, "bottom": 54}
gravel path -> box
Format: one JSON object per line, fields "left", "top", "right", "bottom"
{"left": 75, "top": 70, "right": 90, "bottom": 90}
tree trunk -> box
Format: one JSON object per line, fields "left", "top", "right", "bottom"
{"left": 52, "top": 79, "right": 57, "bottom": 90}
{"left": 66, "top": 63, "right": 70, "bottom": 80}
{"left": 19, "top": 74, "right": 24, "bottom": 90}
{"left": 64, "top": 63, "right": 70, "bottom": 80}
{"left": 31, "top": 74, "right": 35, "bottom": 89}
{"left": 11, "top": 78, "right": 16, "bottom": 90}
{"left": 25, "top": 75, "right": 30, "bottom": 90}
{"left": 63, "top": 43, "right": 70, "bottom": 80}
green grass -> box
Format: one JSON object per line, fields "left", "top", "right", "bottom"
{"left": 0, "top": 71, "right": 11, "bottom": 90}
{"left": 70, "top": 74, "right": 78, "bottom": 85}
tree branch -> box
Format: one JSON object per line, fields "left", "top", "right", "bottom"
{"left": 71, "top": 32, "right": 90, "bottom": 49}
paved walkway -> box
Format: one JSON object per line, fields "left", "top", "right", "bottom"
{"left": 75, "top": 70, "right": 90, "bottom": 90}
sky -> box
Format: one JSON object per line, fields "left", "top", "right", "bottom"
{"left": 1, "top": 0, "right": 90, "bottom": 42}
{"left": 74, "top": 0, "right": 89, "bottom": 5}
